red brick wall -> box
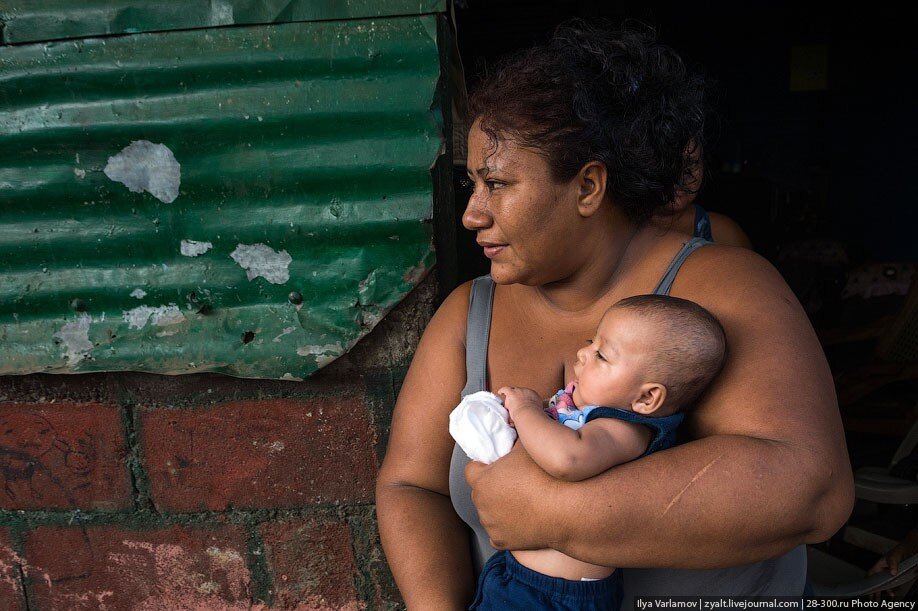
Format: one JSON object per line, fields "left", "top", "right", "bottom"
{"left": 0, "top": 276, "right": 436, "bottom": 610}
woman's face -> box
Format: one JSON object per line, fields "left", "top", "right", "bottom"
{"left": 463, "top": 119, "right": 582, "bottom": 285}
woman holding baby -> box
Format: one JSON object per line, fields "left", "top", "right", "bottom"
{"left": 376, "top": 20, "right": 853, "bottom": 609}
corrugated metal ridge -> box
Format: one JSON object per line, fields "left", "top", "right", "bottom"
{"left": 1, "top": 0, "right": 448, "bottom": 45}
{"left": 0, "top": 15, "right": 444, "bottom": 379}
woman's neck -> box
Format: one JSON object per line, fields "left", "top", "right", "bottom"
{"left": 532, "top": 212, "right": 647, "bottom": 315}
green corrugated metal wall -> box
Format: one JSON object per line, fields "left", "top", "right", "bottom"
{"left": 0, "top": 3, "right": 447, "bottom": 380}
{"left": 0, "top": 1, "right": 447, "bottom": 44}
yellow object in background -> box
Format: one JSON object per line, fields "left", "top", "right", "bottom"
{"left": 790, "top": 44, "right": 828, "bottom": 92}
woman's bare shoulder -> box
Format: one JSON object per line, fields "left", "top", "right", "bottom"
{"left": 672, "top": 243, "right": 796, "bottom": 309}
{"left": 422, "top": 279, "right": 473, "bottom": 348}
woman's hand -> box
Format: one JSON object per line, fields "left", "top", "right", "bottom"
{"left": 465, "top": 443, "right": 563, "bottom": 551}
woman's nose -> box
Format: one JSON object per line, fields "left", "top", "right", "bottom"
{"left": 462, "top": 191, "right": 493, "bottom": 231}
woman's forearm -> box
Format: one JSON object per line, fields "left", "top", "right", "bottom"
{"left": 467, "top": 433, "right": 852, "bottom": 570}
{"left": 376, "top": 482, "right": 475, "bottom": 610}
{"left": 552, "top": 434, "right": 851, "bottom": 568}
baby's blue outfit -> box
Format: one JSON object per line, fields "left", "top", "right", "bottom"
{"left": 549, "top": 386, "right": 685, "bottom": 457}
{"left": 470, "top": 549, "right": 622, "bottom": 611}
{"left": 470, "top": 387, "right": 685, "bottom": 611}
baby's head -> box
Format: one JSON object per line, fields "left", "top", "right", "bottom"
{"left": 571, "top": 295, "right": 726, "bottom": 416}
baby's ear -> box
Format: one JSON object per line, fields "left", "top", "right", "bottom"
{"left": 631, "top": 383, "right": 667, "bottom": 415}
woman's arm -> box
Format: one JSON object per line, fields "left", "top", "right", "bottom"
{"left": 499, "top": 386, "right": 650, "bottom": 482}
{"left": 376, "top": 282, "right": 476, "bottom": 609}
{"left": 467, "top": 247, "right": 854, "bottom": 568}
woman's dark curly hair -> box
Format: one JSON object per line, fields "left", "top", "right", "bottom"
{"left": 469, "top": 20, "right": 708, "bottom": 224}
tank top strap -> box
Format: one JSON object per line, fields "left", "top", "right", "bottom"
{"left": 460, "top": 274, "right": 495, "bottom": 398}
{"left": 693, "top": 204, "right": 714, "bottom": 241}
{"left": 652, "top": 237, "right": 711, "bottom": 296}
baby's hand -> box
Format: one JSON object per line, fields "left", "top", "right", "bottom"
{"left": 496, "top": 387, "right": 544, "bottom": 417}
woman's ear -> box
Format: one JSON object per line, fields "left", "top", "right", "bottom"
{"left": 631, "top": 383, "right": 667, "bottom": 415}
{"left": 576, "top": 161, "right": 608, "bottom": 218}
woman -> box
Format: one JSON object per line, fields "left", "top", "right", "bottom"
{"left": 653, "top": 141, "right": 753, "bottom": 248}
{"left": 376, "top": 22, "right": 852, "bottom": 608}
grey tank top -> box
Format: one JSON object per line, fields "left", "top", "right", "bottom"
{"left": 447, "top": 237, "right": 806, "bottom": 607}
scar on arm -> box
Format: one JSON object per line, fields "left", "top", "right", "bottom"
{"left": 660, "top": 452, "right": 726, "bottom": 517}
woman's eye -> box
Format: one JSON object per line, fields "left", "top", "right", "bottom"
{"left": 596, "top": 351, "right": 606, "bottom": 361}
{"left": 485, "top": 180, "right": 503, "bottom": 191}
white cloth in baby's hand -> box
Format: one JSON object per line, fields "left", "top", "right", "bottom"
{"left": 449, "top": 391, "right": 517, "bottom": 464}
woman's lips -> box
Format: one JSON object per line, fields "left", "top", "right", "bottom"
{"left": 479, "top": 244, "right": 507, "bottom": 258}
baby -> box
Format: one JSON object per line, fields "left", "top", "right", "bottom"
{"left": 456, "top": 294, "right": 727, "bottom": 611}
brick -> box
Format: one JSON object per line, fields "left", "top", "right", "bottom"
{"left": 0, "top": 529, "right": 26, "bottom": 611}
{"left": 142, "top": 397, "right": 377, "bottom": 512}
{"left": 259, "top": 518, "right": 363, "bottom": 610}
{"left": 24, "top": 524, "right": 252, "bottom": 610}
{"left": 0, "top": 402, "right": 132, "bottom": 511}
{"left": 364, "top": 525, "right": 402, "bottom": 611}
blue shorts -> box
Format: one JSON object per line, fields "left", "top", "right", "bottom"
{"left": 470, "top": 550, "right": 623, "bottom": 611}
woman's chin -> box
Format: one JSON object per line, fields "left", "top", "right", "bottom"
{"left": 487, "top": 263, "right": 519, "bottom": 285}
{"left": 489, "top": 262, "right": 544, "bottom": 286}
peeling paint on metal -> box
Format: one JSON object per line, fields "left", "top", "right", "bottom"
{"left": 358, "top": 271, "right": 377, "bottom": 305}
{"left": 0, "top": 15, "right": 444, "bottom": 380}
{"left": 0, "top": 1, "right": 447, "bottom": 44}
{"left": 103, "top": 141, "right": 182, "bottom": 204}
{"left": 179, "top": 240, "right": 213, "bottom": 257}
{"left": 209, "top": 1, "right": 235, "bottom": 26}
{"left": 53, "top": 313, "right": 93, "bottom": 363}
{"left": 272, "top": 327, "right": 297, "bottom": 343}
{"left": 297, "top": 342, "right": 344, "bottom": 368}
{"left": 229, "top": 244, "right": 292, "bottom": 284}
{"left": 359, "top": 307, "right": 384, "bottom": 329}
{"left": 296, "top": 343, "right": 343, "bottom": 357}
{"left": 402, "top": 251, "right": 435, "bottom": 285}
{"left": 122, "top": 305, "right": 186, "bottom": 330}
